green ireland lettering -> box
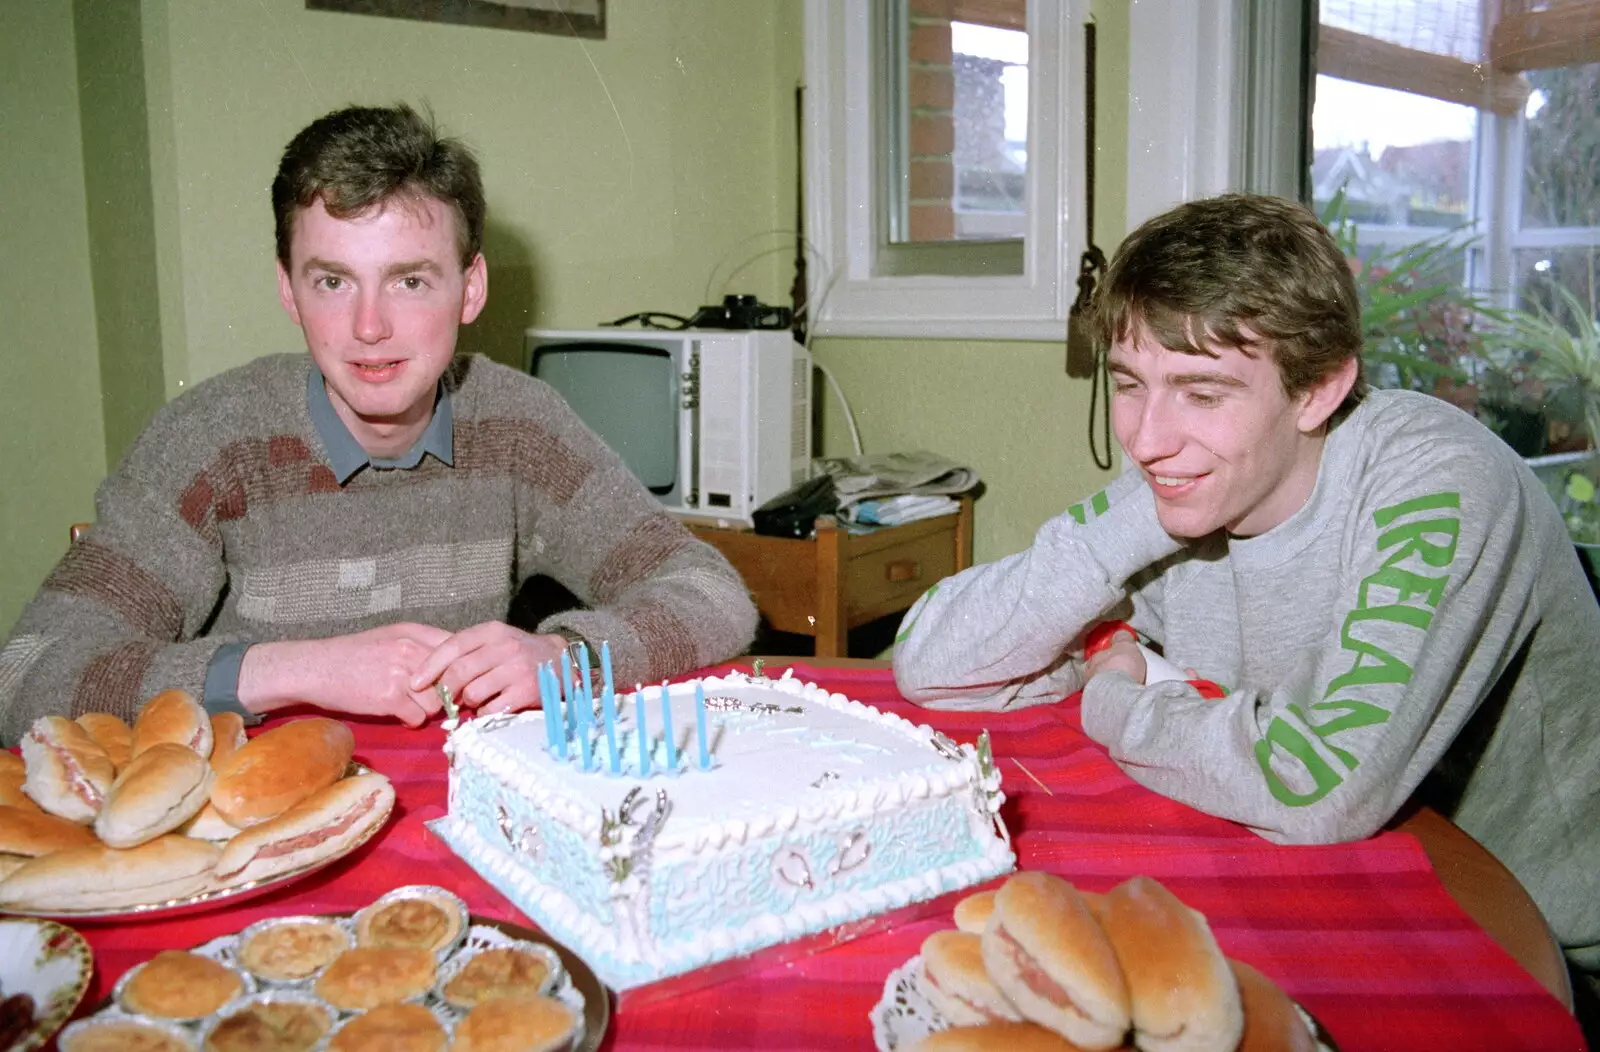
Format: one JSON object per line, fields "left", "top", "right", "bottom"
{"left": 1376, "top": 514, "right": 1461, "bottom": 570}
{"left": 1325, "top": 620, "right": 1416, "bottom": 695}
{"left": 1068, "top": 503, "right": 1087, "bottom": 525}
{"left": 1090, "top": 490, "right": 1110, "bottom": 516}
{"left": 1371, "top": 490, "right": 1460, "bottom": 527}
{"left": 1305, "top": 698, "right": 1392, "bottom": 768}
{"left": 1356, "top": 564, "right": 1449, "bottom": 611}
{"left": 1254, "top": 716, "right": 1346, "bottom": 805}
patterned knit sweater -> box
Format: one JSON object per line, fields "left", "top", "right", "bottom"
{"left": 0, "top": 353, "right": 757, "bottom": 743}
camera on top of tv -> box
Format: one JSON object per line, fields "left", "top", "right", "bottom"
{"left": 687, "top": 294, "right": 793, "bottom": 331}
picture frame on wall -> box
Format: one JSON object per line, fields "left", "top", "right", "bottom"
{"left": 306, "top": 0, "right": 606, "bottom": 40}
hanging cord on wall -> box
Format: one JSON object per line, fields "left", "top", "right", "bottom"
{"left": 1064, "top": 20, "right": 1113, "bottom": 470}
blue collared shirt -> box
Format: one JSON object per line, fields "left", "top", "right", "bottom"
{"left": 203, "top": 365, "right": 456, "bottom": 718}
{"left": 306, "top": 366, "right": 454, "bottom": 482}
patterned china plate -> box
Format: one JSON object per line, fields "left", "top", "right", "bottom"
{"left": 0, "top": 918, "right": 93, "bottom": 1051}
{"left": 1, "top": 764, "right": 392, "bottom": 923}
{"left": 870, "top": 953, "right": 1340, "bottom": 1051}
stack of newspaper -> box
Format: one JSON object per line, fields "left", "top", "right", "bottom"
{"left": 813, "top": 451, "right": 978, "bottom": 528}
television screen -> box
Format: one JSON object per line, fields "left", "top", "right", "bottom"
{"left": 531, "top": 342, "right": 679, "bottom": 494}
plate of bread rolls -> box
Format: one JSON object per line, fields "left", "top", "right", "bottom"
{"left": 872, "top": 871, "right": 1338, "bottom": 1052}
{"left": 0, "top": 691, "right": 394, "bottom": 919}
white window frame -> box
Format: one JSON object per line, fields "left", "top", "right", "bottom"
{"left": 803, "top": 0, "right": 1252, "bottom": 340}
{"left": 803, "top": 0, "right": 1087, "bottom": 340}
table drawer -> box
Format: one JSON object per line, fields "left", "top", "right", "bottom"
{"left": 844, "top": 529, "right": 957, "bottom": 625}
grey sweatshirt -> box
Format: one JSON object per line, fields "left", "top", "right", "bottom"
{"left": 894, "top": 389, "right": 1600, "bottom": 967}
{"left": 0, "top": 353, "right": 757, "bottom": 743}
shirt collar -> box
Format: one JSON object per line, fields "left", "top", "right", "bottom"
{"left": 307, "top": 366, "right": 455, "bottom": 484}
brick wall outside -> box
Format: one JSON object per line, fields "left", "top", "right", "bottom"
{"left": 907, "top": 1, "right": 955, "bottom": 241}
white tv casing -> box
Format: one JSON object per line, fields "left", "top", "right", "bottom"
{"left": 525, "top": 328, "right": 812, "bottom": 526}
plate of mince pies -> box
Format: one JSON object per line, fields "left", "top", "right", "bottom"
{"left": 61, "top": 885, "right": 610, "bottom": 1052}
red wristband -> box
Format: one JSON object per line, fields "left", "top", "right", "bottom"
{"left": 1084, "top": 620, "right": 1138, "bottom": 657}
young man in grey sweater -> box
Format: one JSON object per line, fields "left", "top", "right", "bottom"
{"left": 0, "top": 104, "right": 756, "bottom": 740}
{"left": 894, "top": 194, "right": 1600, "bottom": 980}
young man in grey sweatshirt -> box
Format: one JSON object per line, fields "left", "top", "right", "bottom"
{"left": 893, "top": 193, "right": 1600, "bottom": 981}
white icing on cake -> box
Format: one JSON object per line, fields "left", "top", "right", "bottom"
{"left": 431, "top": 670, "right": 1015, "bottom": 989}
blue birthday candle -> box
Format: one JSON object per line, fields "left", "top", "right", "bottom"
{"left": 635, "top": 691, "right": 650, "bottom": 776}
{"left": 660, "top": 683, "right": 678, "bottom": 773}
{"left": 578, "top": 642, "right": 592, "bottom": 707}
{"left": 695, "top": 681, "right": 711, "bottom": 770}
{"left": 540, "top": 663, "right": 559, "bottom": 754}
{"left": 601, "top": 683, "right": 621, "bottom": 775}
{"left": 600, "top": 641, "right": 614, "bottom": 700}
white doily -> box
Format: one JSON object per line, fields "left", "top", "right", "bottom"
{"left": 870, "top": 954, "right": 948, "bottom": 1052}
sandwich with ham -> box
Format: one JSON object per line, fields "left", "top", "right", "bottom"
{"left": 0, "top": 833, "right": 219, "bottom": 910}
{"left": 980, "top": 872, "right": 1130, "bottom": 1051}
{"left": 213, "top": 772, "right": 393, "bottom": 886}
{"left": 20, "top": 716, "right": 116, "bottom": 824}
{"left": 75, "top": 713, "right": 134, "bottom": 773}
{"left": 1100, "top": 876, "right": 1243, "bottom": 1052}
{"left": 209, "top": 712, "right": 248, "bottom": 771}
{"left": 920, "top": 930, "right": 1023, "bottom": 1027}
{"left": 94, "top": 742, "right": 213, "bottom": 849}
{"left": 0, "top": 804, "right": 99, "bottom": 877}
{"left": 210, "top": 717, "right": 354, "bottom": 828}
{"left": 131, "top": 690, "right": 213, "bottom": 760}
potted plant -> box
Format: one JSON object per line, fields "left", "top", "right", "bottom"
{"left": 1495, "top": 286, "right": 1600, "bottom": 575}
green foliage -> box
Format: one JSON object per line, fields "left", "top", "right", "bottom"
{"left": 1321, "top": 190, "right": 1501, "bottom": 397}
{"left": 1487, "top": 286, "right": 1600, "bottom": 447}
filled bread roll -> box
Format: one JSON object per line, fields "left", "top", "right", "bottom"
{"left": 20, "top": 716, "right": 115, "bottom": 824}
{"left": 94, "top": 742, "right": 213, "bottom": 848}
{"left": 1230, "top": 958, "right": 1316, "bottom": 1052}
{"left": 1101, "top": 876, "right": 1243, "bottom": 1052}
{"left": 210, "top": 717, "right": 354, "bottom": 828}
{"left": 0, "top": 803, "right": 100, "bottom": 864}
{"left": 953, "top": 889, "right": 997, "bottom": 934}
{"left": 131, "top": 690, "right": 213, "bottom": 760}
{"left": 75, "top": 713, "right": 134, "bottom": 773}
{"left": 921, "top": 930, "right": 1023, "bottom": 1026}
{"left": 981, "top": 872, "right": 1130, "bottom": 1051}
{"left": 0, "top": 768, "right": 42, "bottom": 813}
{"left": 214, "top": 772, "right": 393, "bottom": 886}
{"left": 0, "top": 834, "right": 219, "bottom": 910}
{"left": 177, "top": 801, "right": 241, "bottom": 842}
{"left": 209, "top": 712, "right": 249, "bottom": 771}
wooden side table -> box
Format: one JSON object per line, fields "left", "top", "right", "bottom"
{"left": 688, "top": 496, "right": 974, "bottom": 657}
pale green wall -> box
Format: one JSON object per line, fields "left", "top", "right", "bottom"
{"left": 0, "top": 0, "right": 108, "bottom": 633}
{"left": 148, "top": 0, "right": 800, "bottom": 387}
{"left": 76, "top": 0, "right": 169, "bottom": 462}
{"left": 812, "top": 2, "right": 1131, "bottom": 565}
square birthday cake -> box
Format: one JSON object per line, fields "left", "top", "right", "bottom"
{"left": 431, "top": 668, "right": 1014, "bottom": 990}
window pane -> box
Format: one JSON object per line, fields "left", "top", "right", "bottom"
{"left": 951, "top": 21, "right": 1028, "bottom": 240}
{"left": 1311, "top": 75, "right": 1477, "bottom": 237}
{"left": 1521, "top": 63, "right": 1600, "bottom": 229}
{"left": 887, "top": 2, "right": 1028, "bottom": 248}
{"left": 1513, "top": 246, "right": 1599, "bottom": 316}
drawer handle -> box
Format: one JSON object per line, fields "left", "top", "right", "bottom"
{"left": 885, "top": 560, "right": 921, "bottom": 583}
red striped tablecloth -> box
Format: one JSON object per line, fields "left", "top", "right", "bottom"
{"left": 65, "top": 663, "right": 1582, "bottom": 1051}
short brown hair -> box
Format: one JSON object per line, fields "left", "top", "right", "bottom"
{"left": 1092, "top": 193, "right": 1365, "bottom": 403}
{"left": 271, "top": 103, "right": 484, "bottom": 268}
